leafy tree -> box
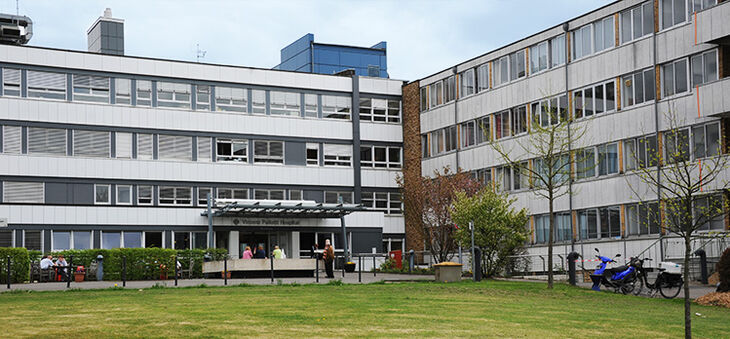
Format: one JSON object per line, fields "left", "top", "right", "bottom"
{"left": 397, "top": 166, "right": 481, "bottom": 263}
{"left": 452, "top": 187, "right": 530, "bottom": 277}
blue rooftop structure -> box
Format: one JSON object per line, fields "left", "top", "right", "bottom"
{"left": 275, "top": 33, "right": 388, "bottom": 78}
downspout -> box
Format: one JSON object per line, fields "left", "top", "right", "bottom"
{"left": 563, "top": 22, "right": 575, "bottom": 254}
{"left": 453, "top": 66, "right": 459, "bottom": 170}
{"left": 652, "top": 2, "right": 664, "bottom": 261}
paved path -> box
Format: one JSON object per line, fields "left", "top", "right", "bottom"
{"left": 502, "top": 277, "right": 717, "bottom": 299}
{"left": 1, "top": 273, "right": 434, "bottom": 292}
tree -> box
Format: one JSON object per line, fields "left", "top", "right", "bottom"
{"left": 451, "top": 187, "right": 530, "bottom": 277}
{"left": 626, "top": 108, "right": 729, "bottom": 339}
{"left": 397, "top": 166, "right": 481, "bottom": 263}
{"left": 487, "top": 101, "right": 589, "bottom": 289}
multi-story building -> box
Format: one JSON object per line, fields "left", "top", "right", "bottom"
{"left": 275, "top": 33, "right": 389, "bottom": 78}
{"left": 405, "top": 0, "right": 730, "bottom": 271}
{"left": 0, "top": 10, "right": 405, "bottom": 259}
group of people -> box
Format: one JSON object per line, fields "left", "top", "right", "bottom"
{"left": 39, "top": 254, "right": 69, "bottom": 281}
{"left": 241, "top": 245, "right": 286, "bottom": 259}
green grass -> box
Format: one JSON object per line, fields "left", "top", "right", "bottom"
{"left": 1, "top": 280, "right": 728, "bottom": 338}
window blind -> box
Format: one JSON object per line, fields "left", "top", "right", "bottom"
{"left": 27, "top": 127, "right": 66, "bottom": 155}
{"left": 3, "top": 181, "right": 44, "bottom": 203}
{"left": 73, "top": 130, "right": 110, "bottom": 157}
{"left": 158, "top": 134, "right": 192, "bottom": 161}
{"left": 2, "top": 126, "right": 21, "bottom": 154}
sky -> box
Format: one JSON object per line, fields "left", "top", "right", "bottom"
{"left": 5, "top": 0, "right": 613, "bottom": 81}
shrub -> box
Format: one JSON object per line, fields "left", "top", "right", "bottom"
{"left": 717, "top": 247, "right": 730, "bottom": 293}
{"left": 0, "top": 247, "right": 30, "bottom": 283}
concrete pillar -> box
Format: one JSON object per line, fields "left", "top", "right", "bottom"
{"left": 228, "top": 231, "right": 239, "bottom": 259}
{"left": 292, "top": 231, "right": 300, "bottom": 259}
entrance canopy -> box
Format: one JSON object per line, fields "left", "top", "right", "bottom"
{"left": 201, "top": 199, "right": 365, "bottom": 219}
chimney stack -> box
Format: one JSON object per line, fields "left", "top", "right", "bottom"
{"left": 87, "top": 8, "right": 124, "bottom": 55}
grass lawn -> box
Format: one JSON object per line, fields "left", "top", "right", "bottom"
{"left": 1, "top": 280, "right": 728, "bottom": 338}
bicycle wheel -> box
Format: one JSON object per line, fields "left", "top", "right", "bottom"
{"left": 658, "top": 275, "right": 683, "bottom": 299}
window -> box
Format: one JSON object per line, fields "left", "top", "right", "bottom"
{"left": 306, "top": 143, "right": 319, "bottom": 166}
{"left": 197, "top": 137, "right": 212, "bottom": 162}
{"left": 253, "top": 140, "right": 284, "bottom": 164}
{"left": 691, "top": 0, "right": 717, "bottom": 12}
{"left": 323, "top": 144, "right": 352, "bottom": 167}
{"left": 270, "top": 91, "right": 300, "bottom": 117}
{"left": 117, "top": 185, "right": 132, "bottom": 205}
{"left": 251, "top": 89, "right": 266, "bottom": 114}
{"left": 115, "top": 78, "right": 131, "bottom": 105}
{"left": 72, "top": 74, "right": 109, "bottom": 103}
{"left": 444, "top": 76, "right": 456, "bottom": 103}
{"left": 420, "top": 87, "right": 428, "bottom": 112}
{"left": 215, "top": 86, "right": 247, "bottom": 112}
{"left": 495, "top": 111, "right": 511, "bottom": 139}
{"left": 216, "top": 138, "right": 248, "bottom": 162}
{"left": 624, "top": 139, "right": 637, "bottom": 171}
{"left": 73, "top": 130, "right": 110, "bottom": 158}
{"left": 116, "top": 132, "right": 132, "bottom": 159}
{"left": 2, "top": 125, "right": 21, "bottom": 154}
{"left": 664, "top": 128, "right": 691, "bottom": 163}
{"left": 572, "top": 25, "right": 592, "bottom": 60}
{"left": 622, "top": 68, "right": 655, "bottom": 107}
{"left": 534, "top": 213, "right": 572, "bottom": 244}
{"left": 575, "top": 80, "right": 616, "bottom": 119}
{"left": 429, "top": 81, "right": 443, "bottom": 108}
{"left": 660, "top": 0, "right": 687, "bottom": 30}
{"left": 289, "top": 190, "right": 303, "bottom": 200}
{"left": 362, "top": 192, "right": 401, "bottom": 214}
{"left": 460, "top": 69, "right": 475, "bottom": 97}
{"left": 192, "top": 232, "right": 207, "bottom": 249}
{"left": 361, "top": 99, "right": 400, "bottom": 123}
{"left": 430, "top": 129, "right": 444, "bottom": 156}
{"left": 198, "top": 187, "right": 212, "bottom": 205}
{"left": 576, "top": 147, "right": 596, "bottom": 179}
{"left": 321, "top": 95, "right": 351, "bottom": 120}
{"left": 690, "top": 50, "right": 718, "bottom": 87}
{"left": 217, "top": 188, "right": 249, "bottom": 200}
{"left": 324, "top": 191, "right": 353, "bottom": 204}
{"left": 3, "top": 181, "right": 44, "bottom": 203}
{"left": 444, "top": 126, "right": 457, "bottom": 152}
{"left": 23, "top": 230, "right": 42, "bottom": 250}
{"left": 123, "top": 232, "right": 143, "bottom": 248}
{"left": 600, "top": 206, "right": 621, "bottom": 238}
{"left": 137, "top": 185, "right": 153, "bottom": 205}
{"left": 137, "top": 133, "right": 153, "bottom": 160}
{"left": 597, "top": 142, "right": 619, "bottom": 176}
{"left": 254, "top": 189, "right": 285, "bottom": 200}
{"left": 621, "top": 2, "right": 654, "bottom": 44}
{"left": 692, "top": 122, "right": 720, "bottom": 159}
{"left": 493, "top": 56, "right": 509, "bottom": 87}
{"left": 386, "top": 100, "right": 400, "bottom": 123}
{"left": 550, "top": 35, "right": 566, "bottom": 67}
{"left": 476, "top": 64, "right": 489, "bottom": 92}
{"left": 476, "top": 168, "right": 492, "bottom": 186}
{"left": 632, "top": 135, "right": 659, "bottom": 168}
{"left": 593, "top": 16, "right": 615, "bottom": 53}
{"left": 532, "top": 95, "right": 568, "bottom": 127}
{"left": 102, "top": 232, "right": 121, "bottom": 249}
{"left": 512, "top": 162, "right": 529, "bottom": 190}
{"left": 158, "top": 134, "right": 193, "bottom": 161}
{"left": 27, "top": 127, "right": 67, "bottom": 156}
{"left": 94, "top": 184, "right": 111, "bottom": 204}
{"left": 2, "top": 68, "right": 21, "bottom": 96}
{"left": 511, "top": 105, "right": 528, "bottom": 135}
{"left": 159, "top": 186, "right": 192, "bottom": 205}
{"left": 495, "top": 166, "right": 512, "bottom": 191}
{"left": 305, "top": 94, "right": 318, "bottom": 118}
{"left": 361, "top": 145, "right": 400, "bottom": 168}
{"left": 694, "top": 194, "right": 725, "bottom": 231}
{"left": 174, "top": 231, "right": 190, "bottom": 250}
{"left": 530, "top": 41, "right": 549, "bottom": 74}
{"left": 27, "top": 70, "right": 66, "bottom": 100}
{"left": 157, "top": 82, "right": 191, "bottom": 108}
{"left": 475, "top": 116, "right": 491, "bottom": 144}
{"left": 421, "top": 135, "right": 429, "bottom": 158}
{"left": 73, "top": 231, "right": 92, "bottom": 250}
{"left": 460, "top": 121, "right": 475, "bottom": 148}
{"left": 579, "top": 207, "right": 621, "bottom": 240}
{"left": 509, "top": 50, "right": 526, "bottom": 80}
{"left": 135, "top": 80, "right": 152, "bottom": 106}
{"left": 195, "top": 85, "right": 211, "bottom": 110}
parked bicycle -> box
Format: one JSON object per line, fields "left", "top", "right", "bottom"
{"left": 628, "top": 257, "right": 683, "bottom": 299}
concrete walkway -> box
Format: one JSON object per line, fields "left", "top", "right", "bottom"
{"left": 503, "top": 277, "right": 717, "bottom": 299}
{"left": 1, "top": 273, "right": 435, "bottom": 292}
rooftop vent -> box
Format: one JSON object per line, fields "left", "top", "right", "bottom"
{"left": 0, "top": 13, "right": 32, "bottom": 45}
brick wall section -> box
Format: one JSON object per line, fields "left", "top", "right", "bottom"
{"left": 401, "top": 80, "right": 426, "bottom": 252}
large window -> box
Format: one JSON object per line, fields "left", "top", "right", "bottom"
{"left": 2, "top": 125, "right": 21, "bottom": 154}
{"left": 115, "top": 78, "right": 131, "bottom": 105}
{"left": 135, "top": 80, "right": 152, "bottom": 106}
{"left": 94, "top": 184, "right": 111, "bottom": 205}
{"left": 216, "top": 138, "right": 248, "bottom": 162}
{"left": 535, "top": 213, "right": 572, "bottom": 243}
{"left": 621, "top": 2, "right": 654, "bottom": 44}
{"left": 621, "top": 68, "right": 655, "bottom": 107}
{"left": 635, "top": 135, "right": 659, "bottom": 168}
{"left": 692, "top": 122, "right": 720, "bottom": 159}
{"left": 511, "top": 105, "right": 528, "bottom": 135}
{"left": 117, "top": 185, "right": 132, "bottom": 205}
{"left": 495, "top": 110, "right": 511, "bottom": 140}
{"left": 360, "top": 98, "right": 400, "bottom": 123}
{"left": 597, "top": 142, "right": 619, "bottom": 176}
{"left": 324, "top": 144, "right": 352, "bottom": 167}
{"left": 460, "top": 69, "right": 475, "bottom": 97}
{"left": 195, "top": 85, "right": 211, "bottom": 111}
{"left": 593, "top": 16, "right": 615, "bottom": 53}
{"left": 691, "top": 0, "right": 717, "bottom": 12}
{"left": 73, "top": 231, "right": 92, "bottom": 250}
{"left": 137, "top": 133, "right": 153, "bottom": 160}
{"left": 572, "top": 25, "right": 592, "bottom": 60}
{"left": 198, "top": 187, "right": 212, "bottom": 205}
{"left": 664, "top": 128, "right": 691, "bottom": 163}
{"left": 217, "top": 188, "right": 249, "bottom": 200}
{"left": 444, "top": 76, "right": 456, "bottom": 103}
{"left": 73, "top": 130, "right": 110, "bottom": 158}
{"left": 306, "top": 143, "right": 319, "bottom": 166}
{"left": 159, "top": 186, "right": 192, "bottom": 205}
{"left": 27, "top": 127, "right": 67, "bottom": 156}
{"left": 476, "top": 64, "right": 489, "bottom": 92}
{"left": 362, "top": 192, "right": 402, "bottom": 215}
{"left": 253, "top": 140, "right": 284, "bottom": 164}
{"left": 421, "top": 135, "right": 429, "bottom": 158}
{"left": 660, "top": 0, "right": 687, "bottom": 30}
{"left": 157, "top": 82, "right": 191, "bottom": 108}
{"left": 305, "top": 94, "right": 318, "bottom": 118}
{"left": 530, "top": 41, "right": 548, "bottom": 74}
{"left": 124, "top": 232, "right": 143, "bottom": 248}
{"left": 475, "top": 116, "right": 491, "bottom": 144}
{"left": 254, "top": 189, "right": 285, "bottom": 200}
{"left": 324, "top": 191, "right": 353, "bottom": 204}
{"left": 662, "top": 58, "right": 689, "bottom": 97}
{"left": 270, "top": 91, "right": 300, "bottom": 117}
{"left": 550, "top": 35, "right": 566, "bottom": 67}
{"left": 251, "top": 89, "right": 266, "bottom": 114}
{"left": 694, "top": 194, "right": 725, "bottom": 231}
{"left": 197, "top": 137, "right": 212, "bottom": 162}
{"left": 575, "top": 147, "right": 596, "bottom": 179}
{"left": 72, "top": 74, "right": 109, "bottom": 103}
{"left": 575, "top": 80, "right": 616, "bottom": 118}
{"left": 460, "top": 121, "right": 475, "bottom": 148}
{"left": 579, "top": 206, "right": 620, "bottom": 239}
{"left": 322, "top": 95, "right": 351, "bottom": 120}
{"left": 2, "top": 68, "right": 21, "bottom": 96}
{"left": 158, "top": 134, "right": 193, "bottom": 161}
{"left": 509, "top": 50, "right": 526, "bottom": 81}
{"left": 430, "top": 129, "right": 444, "bottom": 156}
{"left": 361, "top": 145, "right": 401, "bottom": 169}
{"left": 137, "top": 185, "right": 153, "bottom": 205}
{"left": 626, "top": 202, "right": 661, "bottom": 235}
{"left": 3, "top": 181, "right": 44, "bottom": 203}
{"left": 102, "top": 232, "right": 121, "bottom": 249}
{"left": 27, "top": 70, "right": 66, "bottom": 100}
{"left": 429, "top": 80, "right": 443, "bottom": 108}
{"left": 420, "top": 87, "right": 428, "bottom": 112}
{"left": 690, "top": 50, "right": 718, "bottom": 87}
{"left": 531, "top": 95, "right": 568, "bottom": 127}
{"left": 493, "top": 56, "right": 509, "bottom": 87}
{"left": 444, "top": 126, "right": 457, "bottom": 152}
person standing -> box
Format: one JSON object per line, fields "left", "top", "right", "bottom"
{"left": 242, "top": 246, "right": 253, "bottom": 259}
{"left": 324, "top": 242, "right": 335, "bottom": 278}
{"left": 272, "top": 245, "right": 283, "bottom": 259}
{"left": 254, "top": 245, "right": 267, "bottom": 259}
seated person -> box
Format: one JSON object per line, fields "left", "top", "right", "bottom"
{"left": 55, "top": 255, "right": 68, "bottom": 281}
{"left": 40, "top": 255, "right": 54, "bottom": 270}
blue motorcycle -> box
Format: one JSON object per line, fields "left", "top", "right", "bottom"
{"left": 589, "top": 248, "right": 638, "bottom": 295}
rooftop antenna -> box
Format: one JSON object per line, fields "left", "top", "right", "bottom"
{"left": 16, "top": 0, "right": 19, "bottom": 15}
{"left": 196, "top": 43, "right": 206, "bottom": 63}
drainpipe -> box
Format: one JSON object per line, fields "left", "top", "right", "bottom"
{"left": 652, "top": 4, "right": 664, "bottom": 261}
{"left": 453, "top": 66, "right": 460, "bottom": 170}
{"left": 563, "top": 22, "right": 575, "bottom": 254}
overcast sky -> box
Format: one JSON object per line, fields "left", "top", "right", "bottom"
{"left": 6, "top": 0, "right": 613, "bottom": 81}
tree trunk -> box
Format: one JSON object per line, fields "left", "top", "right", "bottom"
{"left": 683, "top": 235, "right": 692, "bottom": 339}
{"left": 547, "top": 193, "right": 554, "bottom": 289}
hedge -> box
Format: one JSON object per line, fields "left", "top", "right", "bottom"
{"left": 0, "top": 247, "right": 31, "bottom": 283}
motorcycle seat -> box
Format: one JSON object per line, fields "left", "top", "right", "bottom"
{"left": 605, "top": 265, "right": 628, "bottom": 275}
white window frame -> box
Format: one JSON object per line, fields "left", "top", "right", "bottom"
{"left": 321, "top": 95, "right": 351, "bottom": 120}
{"left": 621, "top": 68, "right": 655, "bottom": 108}
{"left": 662, "top": 58, "right": 690, "bottom": 98}
{"left": 323, "top": 143, "right": 352, "bottom": 167}
{"left": 2, "top": 68, "right": 21, "bottom": 96}
{"left": 136, "top": 133, "right": 153, "bottom": 160}
{"left": 116, "top": 185, "right": 132, "bottom": 205}
{"left": 460, "top": 69, "right": 475, "bottom": 98}
{"left": 135, "top": 80, "right": 152, "bottom": 107}
{"left": 690, "top": 49, "right": 718, "bottom": 87}
{"left": 324, "top": 191, "right": 353, "bottom": 204}
{"left": 27, "top": 70, "right": 66, "bottom": 100}
{"left": 215, "top": 86, "right": 248, "bottom": 113}
{"left": 198, "top": 187, "right": 212, "bottom": 205}
{"left": 72, "top": 74, "right": 110, "bottom": 103}
{"left": 304, "top": 93, "right": 318, "bottom": 118}
{"left": 217, "top": 188, "right": 249, "bottom": 200}
{"left": 574, "top": 80, "right": 617, "bottom": 119}
{"left": 158, "top": 186, "right": 193, "bottom": 206}
{"left": 137, "top": 185, "right": 153, "bottom": 205}
{"left": 216, "top": 138, "right": 248, "bottom": 163}
{"left": 529, "top": 41, "right": 549, "bottom": 74}
{"left": 572, "top": 24, "right": 593, "bottom": 61}
{"left": 253, "top": 140, "right": 284, "bottom": 164}
{"left": 476, "top": 64, "right": 489, "bottom": 92}
{"left": 195, "top": 85, "right": 211, "bottom": 111}
{"left": 116, "top": 132, "right": 133, "bottom": 159}
{"left": 660, "top": 0, "right": 688, "bottom": 30}
{"left": 251, "top": 89, "right": 266, "bottom": 114}
{"left": 94, "top": 184, "right": 111, "bottom": 205}
{"left": 549, "top": 34, "right": 566, "bottom": 67}
{"left": 115, "top": 78, "right": 132, "bottom": 105}
{"left": 269, "top": 90, "right": 301, "bottom": 117}
{"left": 156, "top": 81, "right": 191, "bottom": 109}
{"left": 3, "top": 181, "right": 44, "bottom": 203}
{"left": 306, "top": 142, "right": 319, "bottom": 166}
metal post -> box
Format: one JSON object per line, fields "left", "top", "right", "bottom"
{"left": 470, "top": 221, "right": 475, "bottom": 281}
{"left": 373, "top": 256, "right": 376, "bottom": 277}
{"left": 340, "top": 216, "right": 349, "bottom": 262}
{"left": 316, "top": 257, "right": 319, "bottom": 283}
{"left": 694, "top": 249, "right": 708, "bottom": 284}
{"left": 6, "top": 256, "right": 10, "bottom": 289}
{"left": 174, "top": 255, "right": 178, "bottom": 287}
{"left": 66, "top": 256, "right": 73, "bottom": 288}
{"left": 358, "top": 255, "right": 362, "bottom": 283}
{"left": 458, "top": 244, "right": 463, "bottom": 265}
{"left": 341, "top": 255, "right": 345, "bottom": 278}
{"left": 224, "top": 255, "right": 228, "bottom": 286}
{"left": 270, "top": 256, "right": 274, "bottom": 283}
{"left": 408, "top": 250, "right": 414, "bottom": 274}
{"left": 567, "top": 252, "right": 579, "bottom": 286}
{"left": 122, "top": 256, "right": 126, "bottom": 287}
{"left": 207, "top": 193, "right": 214, "bottom": 249}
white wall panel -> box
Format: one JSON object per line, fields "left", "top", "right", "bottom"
{"left": 359, "top": 123, "right": 402, "bottom": 143}
{"left": 361, "top": 169, "right": 400, "bottom": 188}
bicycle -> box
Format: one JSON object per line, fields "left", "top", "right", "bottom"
{"left": 628, "top": 257, "right": 683, "bottom": 299}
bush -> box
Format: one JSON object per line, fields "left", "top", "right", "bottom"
{"left": 378, "top": 258, "right": 434, "bottom": 275}
{"left": 0, "top": 247, "right": 30, "bottom": 283}
{"left": 717, "top": 247, "right": 730, "bottom": 292}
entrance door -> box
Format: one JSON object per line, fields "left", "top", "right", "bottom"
{"left": 145, "top": 232, "right": 163, "bottom": 248}
{"left": 240, "top": 233, "right": 269, "bottom": 258}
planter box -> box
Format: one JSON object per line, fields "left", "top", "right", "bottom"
{"left": 344, "top": 263, "right": 356, "bottom": 273}
{"left": 74, "top": 273, "right": 85, "bottom": 283}
{"left": 434, "top": 262, "right": 462, "bottom": 283}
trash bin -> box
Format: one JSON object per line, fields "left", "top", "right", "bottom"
{"left": 433, "top": 262, "right": 462, "bottom": 283}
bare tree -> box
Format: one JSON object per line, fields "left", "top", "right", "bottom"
{"left": 487, "top": 98, "right": 590, "bottom": 289}
{"left": 626, "top": 107, "right": 729, "bottom": 339}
